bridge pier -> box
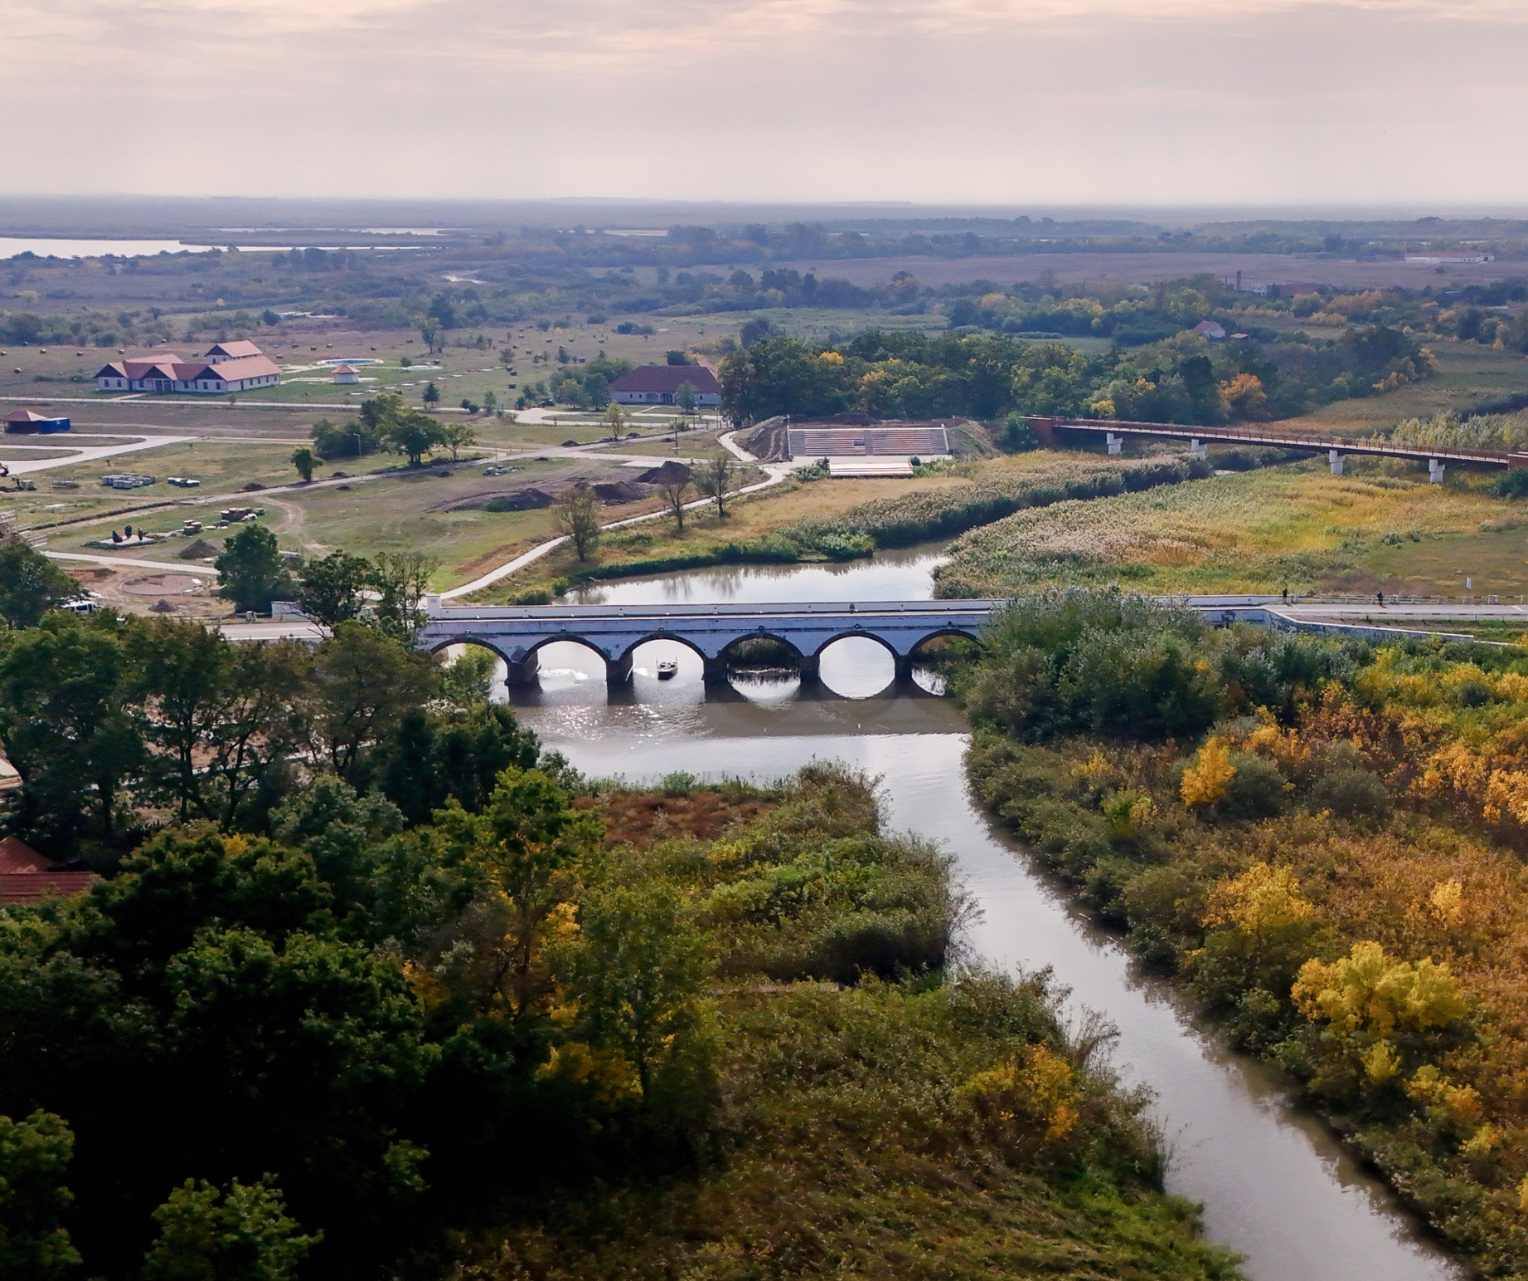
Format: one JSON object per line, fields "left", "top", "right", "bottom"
{"left": 1105, "top": 431, "right": 1123, "bottom": 456}
{"left": 1189, "top": 437, "right": 1207, "bottom": 460}
{"left": 798, "top": 654, "right": 821, "bottom": 687}
{"left": 894, "top": 654, "right": 918, "bottom": 685}
{"left": 1329, "top": 449, "right": 1344, "bottom": 476}
{"left": 505, "top": 650, "right": 540, "bottom": 686}
{"left": 1429, "top": 458, "right": 1445, "bottom": 484}
{"left": 702, "top": 656, "right": 730, "bottom": 687}
{"left": 606, "top": 652, "right": 633, "bottom": 689}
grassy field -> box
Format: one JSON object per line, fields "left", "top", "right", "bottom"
{"left": 8, "top": 439, "right": 307, "bottom": 529}
{"left": 935, "top": 461, "right": 1528, "bottom": 599}
{"left": 1278, "top": 341, "right": 1528, "bottom": 439}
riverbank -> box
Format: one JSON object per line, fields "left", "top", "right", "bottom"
{"left": 475, "top": 450, "right": 1214, "bottom": 603}
{"left": 956, "top": 592, "right": 1528, "bottom": 1276}
{"left": 462, "top": 766, "right": 1240, "bottom": 1280}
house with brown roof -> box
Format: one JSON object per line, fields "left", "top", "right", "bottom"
{"left": 94, "top": 341, "right": 281, "bottom": 395}
{"left": 5, "top": 408, "right": 71, "bottom": 434}
{"left": 609, "top": 364, "right": 721, "bottom": 407}
{"left": 0, "top": 836, "right": 98, "bottom": 908}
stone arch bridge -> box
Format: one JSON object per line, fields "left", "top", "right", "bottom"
{"left": 416, "top": 599, "right": 1006, "bottom": 688}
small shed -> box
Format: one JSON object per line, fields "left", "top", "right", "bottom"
{"left": 5, "top": 408, "right": 71, "bottom": 434}
{"left": 332, "top": 364, "right": 360, "bottom": 384}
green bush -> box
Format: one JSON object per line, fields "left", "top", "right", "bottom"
{"left": 1308, "top": 767, "right": 1389, "bottom": 823}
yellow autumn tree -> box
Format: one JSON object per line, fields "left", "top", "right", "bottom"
{"left": 1181, "top": 736, "right": 1236, "bottom": 808}
{"left": 1204, "top": 862, "right": 1316, "bottom": 942}
{"left": 1292, "top": 941, "right": 1469, "bottom": 1043}
{"left": 1220, "top": 372, "right": 1269, "bottom": 421}
{"left": 959, "top": 1044, "right": 1079, "bottom": 1150}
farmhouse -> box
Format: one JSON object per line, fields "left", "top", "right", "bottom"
{"left": 94, "top": 341, "right": 281, "bottom": 394}
{"left": 1192, "top": 320, "right": 1228, "bottom": 341}
{"left": 5, "top": 408, "right": 70, "bottom": 434}
{"left": 609, "top": 364, "right": 722, "bottom": 407}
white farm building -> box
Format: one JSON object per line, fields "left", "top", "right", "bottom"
{"left": 95, "top": 340, "right": 281, "bottom": 394}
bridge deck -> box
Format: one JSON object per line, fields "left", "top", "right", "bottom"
{"left": 1047, "top": 417, "right": 1525, "bottom": 469}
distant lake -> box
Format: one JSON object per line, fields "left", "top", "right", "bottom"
{"left": 0, "top": 237, "right": 428, "bottom": 260}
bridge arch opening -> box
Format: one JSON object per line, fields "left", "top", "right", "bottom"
{"left": 716, "top": 632, "right": 805, "bottom": 703}
{"left": 905, "top": 628, "right": 984, "bottom": 696}
{"left": 619, "top": 633, "right": 710, "bottom": 701}
{"left": 498, "top": 635, "right": 617, "bottom": 703}
{"left": 428, "top": 637, "right": 513, "bottom": 702}
{"left": 813, "top": 630, "right": 899, "bottom": 699}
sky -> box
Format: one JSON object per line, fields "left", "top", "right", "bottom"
{"left": 8, "top": 0, "right": 1528, "bottom": 205}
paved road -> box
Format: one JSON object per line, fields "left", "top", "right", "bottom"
{"left": 47, "top": 550, "right": 216, "bottom": 576}
{"left": 4, "top": 434, "right": 197, "bottom": 475}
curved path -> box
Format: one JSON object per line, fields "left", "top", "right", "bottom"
{"left": 440, "top": 435, "right": 799, "bottom": 601}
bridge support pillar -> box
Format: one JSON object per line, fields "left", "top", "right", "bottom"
{"left": 1329, "top": 449, "right": 1344, "bottom": 476}
{"left": 1429, "top": 458, "right": 1445, "bottom": 484}
{"left": 1189, "top": 437, "right": 1208, "bottom": 459}
{"left": 797, "top": 654, "right": 821, "bottom": 687}
{"left": 702, "top": 656, "right": 730, "bottom": 687}
{"left": 606, "top": 652, "right": 633, "bottom": 689}
{"left": 894, "top": 654, "right": 918, "bottom": 685}
{"left": 1105, "top": 431, "right": 1123, "bottom": 456}
{"left": 505, "top": 651, "right": 540, "bottom": 687}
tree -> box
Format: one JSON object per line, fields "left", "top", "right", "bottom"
{"left": 289, "top": 446, "right": 315, "bottom": 483}
{"left": 441, "top": 421, "right": 477, "bottom": 461}
{"left": 566, "top": 883, "right": 712, "bottom": 1102}
{"left": 0, "top": 615, "right": 143, "bottom": 847}
{"left": 0, "top": 540, "right": 77, "bottom": 628}
{"left": 369, "top": 551, "right": 437, "bottom": 643}
{"left": 297, "top": 550, "right": 372, "bottom": 629}
{"left": 674, "top": 381, "right": 699, "bottom": 420}
{"left": 1222, "top": 372, "right": 1269, "bottom": 421}
{"left": 422, "top": 381, "right": 441, "bottom": 408}
{"left": 382, "top": 408, "right": 447, "bottom": 467}
{"left": 603, "top": 402, "right": 625, "bottom": 436}
{"left": 555, "top": 484, "right": 601, "bottom": 562}
{"left": 143, "top": 1177, "right": 319, "bottom": 1281}
{"left": 128, "top": 619, "right": 238, "bottom": 823}
{"left": 659, "top": 474, "right": 692, "bottom": 532}
{"left": 307, "top": 622, "right": 437, "bottom": 784}
{"left": 0, "top": 1110, "right": 80, "bottom": 1281}
{"left": 482, "top": 390, "right": 499, "bottom": 417}
{"left": 696, "top": 454, "right": 733, "bottom": 519}
{"left": 665, "top": 349, "right": 690, "bottom": 366}
{"left": 215, "top": 525, "right": 291, "bottom": 615}
{"left": 429, "top": 766, "right": 601, "bottom": 1021}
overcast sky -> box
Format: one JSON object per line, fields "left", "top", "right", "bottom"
{"left": 9, "top": 0, "right": 1528, "bottom": 205}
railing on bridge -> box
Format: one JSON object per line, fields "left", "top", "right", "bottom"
{"left": 1031, "top": 416, "right": 1525, "bottom": 469}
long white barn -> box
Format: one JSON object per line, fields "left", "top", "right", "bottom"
{"left": 95, "top": 340, "right": 281, "bottom": 394}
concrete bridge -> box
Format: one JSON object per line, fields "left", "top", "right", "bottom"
{"left": 1029, "top": 415, "right": 1528, "bottom": 482}
{"left": 416, "top": 598, "right": 1005, "bottom": 688}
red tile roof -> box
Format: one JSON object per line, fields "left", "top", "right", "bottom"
{"left": 205, "top": 340, "right": 264, "bottom": 360}
{"left": 609, "top": 365, "right": 721, "bottom": 395}
{"left": 0, "top": 836, "right": 47, "bottom": 874}
{"left": 6, "top": 409, "right": 65, "bottom": 424}
{"left": 204, "top": 355, "right": 280, "bottom": 381}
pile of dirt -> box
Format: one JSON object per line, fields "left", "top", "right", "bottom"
{"left": 431, "top": 486, "right": 555, "bottom": 514}
{"left": 240, "top": 481, "right": 266, "bottom": 492}
{"left": 635, "top": 461, "right": 692, "bottom": 486}
{"left": 178, "top": 539, "right": 220, "bottom": 560}
{"left": 591, "top": 480, "right": 647, "bottom": 504}
{"left": 743, "top": 419, "right": 789, "bottom": 461}
{"left": 150, "top": 600, "right": 177, "bottom": 614}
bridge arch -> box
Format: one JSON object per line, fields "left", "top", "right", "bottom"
{"left": 617, "top": 631, "right": 710, "bottom": 667}
{"left": 906, "top": 625, "right": 986, "bottom": 655}
{"left": 716, "top": 630, "right": 808, "bottom": 666}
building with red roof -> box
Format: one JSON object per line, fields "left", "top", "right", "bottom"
{"left": 5, "top": 408, "right": 71, "bottom": 434}
{"left": 95, "top": 341, "right": 281, "bottom": 395}
{"left": 0, "top": 836, "right": 97, "bottom": 908}
{"left": 609, "top": 364, "right": 721, "bottom": 407}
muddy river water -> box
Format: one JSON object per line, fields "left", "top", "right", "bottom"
{"left": 480, "top": 546, "right": 1461, "bottom": 1281}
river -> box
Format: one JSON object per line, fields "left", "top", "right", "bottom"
{"left": 487, "top": 547, "right": 1462, "bottom": 1281}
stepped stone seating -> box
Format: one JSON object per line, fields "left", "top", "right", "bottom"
{"left": 786, "top": 424, "right": 950, "bottom": 459}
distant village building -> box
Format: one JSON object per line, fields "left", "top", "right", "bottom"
{"left": 609, "top": 364, "right": 722, "bottom": 407}
{"left": 5, "top": 408, "right": 71, "bottom": 434}
{"left": 331, "top": 364, "right": 360, "bottom": 384}
{"left": 94, "top": 341, "right": 281, "bottom": 394}
{"left": 1192, "top": 320, "right": 1228, "bottom": 341}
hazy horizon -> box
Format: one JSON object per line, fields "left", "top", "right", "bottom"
{"left": 10, "top": 0, "right": 1528, "bottom": 206}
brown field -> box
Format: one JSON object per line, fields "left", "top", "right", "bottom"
{"left": 776, "top": 251, "right": 1528, "bottom": 290}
